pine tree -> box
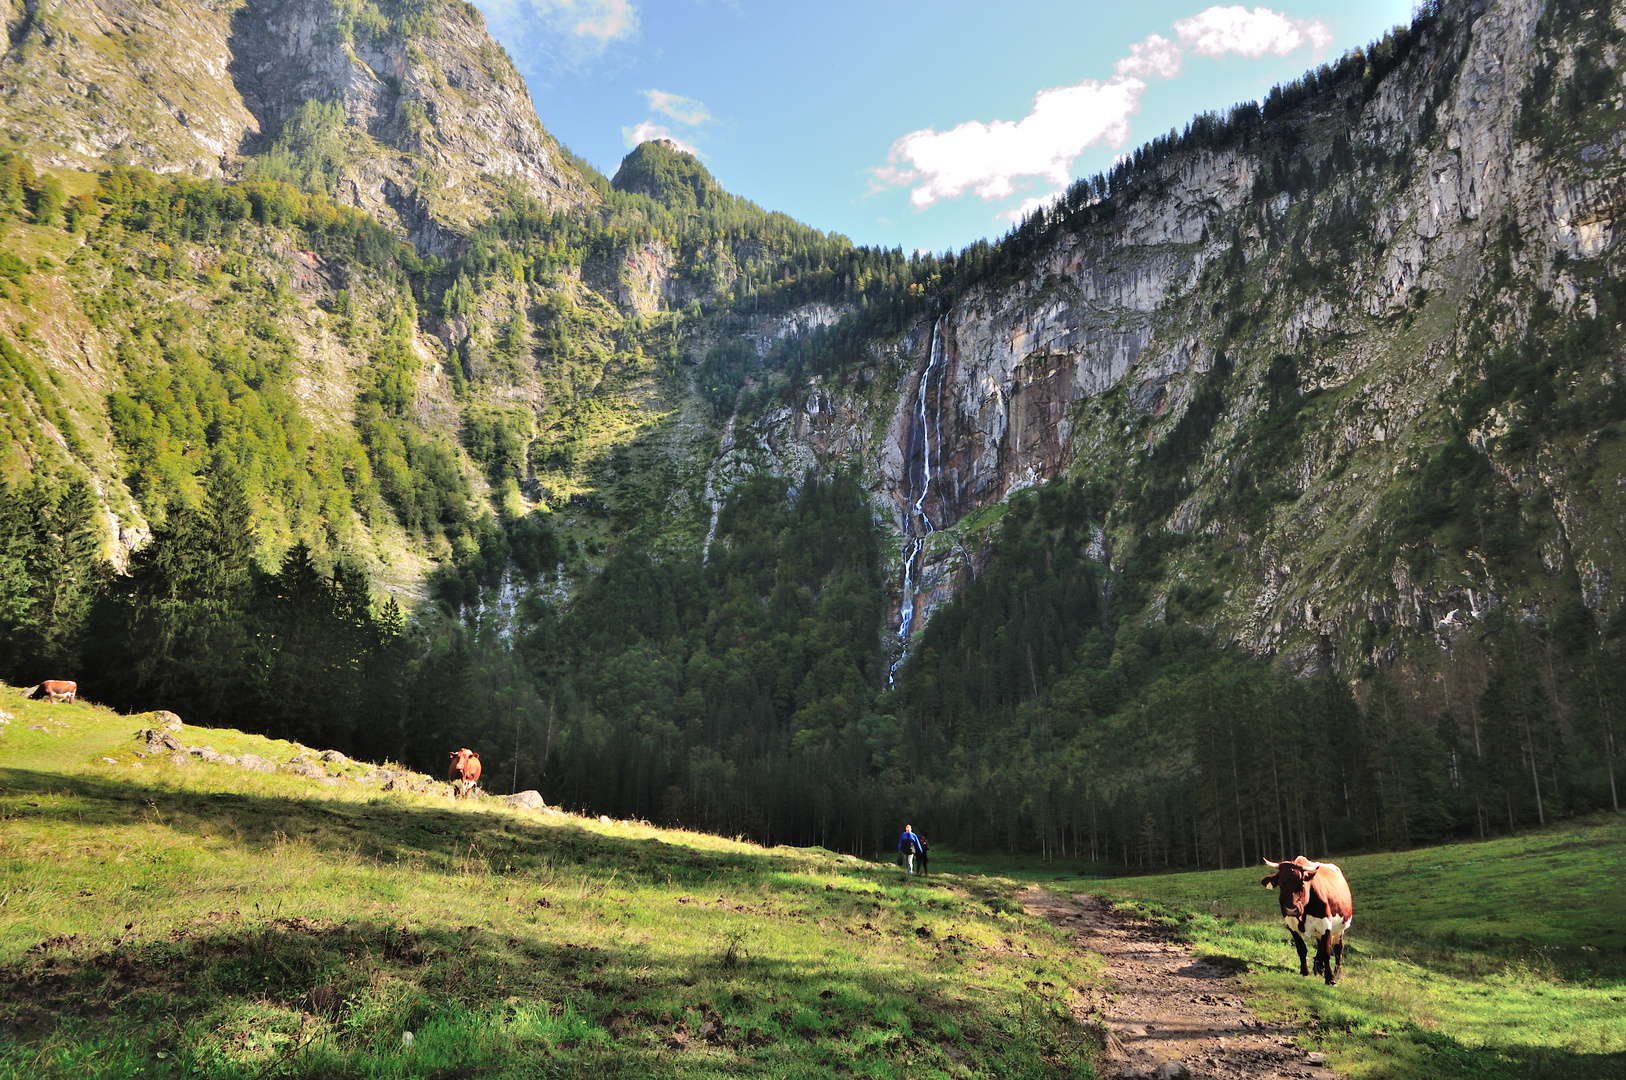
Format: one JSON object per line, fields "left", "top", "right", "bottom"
{"left": 86, "top": 459, "right": 258, "bottom": 722}
{"left": 1479, "top": 648, "right": 1555, "bottom": 829}
{"left": 0, "top": 480, "right": 40, "bottom": 679}
{"left": 29, "top": 476, "right": 103, "bottom": 674}
{"left": 251, "top": 540, "right": 379, "bottom": 748}
{"left": 0, "top": 475, "right": 103, "bottom": 682}
{"left": 199, "top": 461, "right": 256, "bottom": 603}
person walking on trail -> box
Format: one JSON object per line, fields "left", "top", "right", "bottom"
{"left": 898, "top": 824, "right": 923, "bottom": 874}
{"left": 917, "top": 833, "right": 930, "bottom": 876}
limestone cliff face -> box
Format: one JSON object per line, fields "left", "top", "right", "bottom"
{"left": 0, "top": 0, "right": 255, "bottom": 174}
{"left": 228, "top": 0, "right": 589, "bottom": 250}
{"left": 750, "top": 0, "right": 1626, "bottom": 667}
{"left": 0, "top": 0, "right": 590, "bottom": 247}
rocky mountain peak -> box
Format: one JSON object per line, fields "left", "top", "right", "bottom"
{"left": 0, "top": 0, "right": 593, "bottom": 250}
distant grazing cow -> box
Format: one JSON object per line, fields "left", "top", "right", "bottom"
{"left": 448, "top": 748, "right": 481, "bottom": 798}
{"left": 39, "top": 680, "right": 77, "bottom": 704}
{"left": 1261, "top": 856, "right": 1354, "bottom": 985}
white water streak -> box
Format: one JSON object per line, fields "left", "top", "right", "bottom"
{"left": 895, "top": 319, "right": 945, "bottom": 658}
{"left": 701, "top": 397, "right": 741, "bottom": 565}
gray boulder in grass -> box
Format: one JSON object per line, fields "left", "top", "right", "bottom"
{"left": 504, "top": 790, "right": 547, "bottom": 811}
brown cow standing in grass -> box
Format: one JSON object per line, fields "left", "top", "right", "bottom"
{"left": 37, "top": 681, "right": 77, "bottom": 704}
{"left": 1261, "top": 856, "right": 1354, "bottom": 985}
{"left": 448, "top": 748, "right": 481, "bottom": 798}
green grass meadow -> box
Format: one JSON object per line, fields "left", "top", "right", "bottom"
{"left": 947, "top": 821, "right": 1626, "bottom": 1080}
{"left": 5, "top": 682, "right": 1624, "bottom": 1080}
{"left": 0, "top": 685, "right": 1103, "bottom": 1079}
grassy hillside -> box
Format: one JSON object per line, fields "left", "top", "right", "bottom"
{"left": 979, "top": 818, "right": 1626, "bottom": 1080}
{"left": 0, "top": 683, "right": 1102, "bottom": 1079}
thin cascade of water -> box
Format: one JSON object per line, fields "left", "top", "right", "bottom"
{"left": 892, "top": 318, "right": 945, "bottom": 678}
{"left": 912, "top": 319, "right": 942, "bottom": 528}
{"left": 897, "top": 536, "right": 924, "bottom": 641}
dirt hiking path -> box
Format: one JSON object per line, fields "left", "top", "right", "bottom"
{"left": 1020, "top": 889, "right": 1343, "bottom": 1080}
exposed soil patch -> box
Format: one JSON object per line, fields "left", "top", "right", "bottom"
{"left": 1022, "top": 889, "right": 1341, "bottom": 1080}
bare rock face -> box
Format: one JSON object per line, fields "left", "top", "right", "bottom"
{"left": 0, "top": 0, "right": 591, "bottom": 249}
{"left": 227, "top": 0, "right": 591, "bottom": 250}
{"left": 0, "top": 0, "right": 255, "bottom": 177}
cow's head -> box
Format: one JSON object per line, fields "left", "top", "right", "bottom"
{"left": 1261, "top": 856, "right": 1321, "bottom": 892}
{"left": 449, "top": 747, "right": 478, "bottom": 773}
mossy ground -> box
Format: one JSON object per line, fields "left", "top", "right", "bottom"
{"left": 947, "top": 820, "right": 1626, "bottom": 1080}
{"left": 0, "top": 684, "right": 1101, "bottom": 1078}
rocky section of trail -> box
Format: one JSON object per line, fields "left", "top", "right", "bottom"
{"left": 1022, "top": 889, "right": 1340, "bottom": 1080}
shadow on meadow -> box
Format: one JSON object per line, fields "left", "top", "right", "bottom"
{"left": 1, "top": 768, "right": 1090, "bottom": 1078}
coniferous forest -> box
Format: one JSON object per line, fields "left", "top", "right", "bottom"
{"left": 7, "top": 453, "right": 1621, "bottom": 862}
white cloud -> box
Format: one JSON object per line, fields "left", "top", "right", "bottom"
{"left": 479, "top": 0, "right": 638, "bottom": 64}
{"left": 1174, "top": 5, "right": 1331, "bottom": 59}
{"left": 1115, "top": 33, "right": 1184, "bottom": 80}
{"left": 621, "top": 121, "right": 698, "bottom": 155}
{"left": 558, "top": 0, "right": 637, "bottom": 40}
{"left": 876, "top": 4, "right": 1332, "bottom": 217}
{"left": 886, "top": 76, "right": 1146, "bottom": 209}
{"left": 623, "top": 90, "right": 709, "bottom": 157}
{"left": 644, "top": 90, "right": 711, "bottom": 126}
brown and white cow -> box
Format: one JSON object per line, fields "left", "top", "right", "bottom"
{"left": 1261, "top": 856, "right": 1354, "bottom": 985}
{"left": 448, "top": 748, "right": 481, "bottom": 798}
{"left": 38, "top": 680, "right": 77, "bottom": 704}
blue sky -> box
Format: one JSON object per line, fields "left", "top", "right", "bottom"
{"left": 476, "top": 1, "right": 1416, "bottom": 254}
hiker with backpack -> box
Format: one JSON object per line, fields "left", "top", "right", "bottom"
{"left": 898, "top": 824, "right": 924, "bottom": 874}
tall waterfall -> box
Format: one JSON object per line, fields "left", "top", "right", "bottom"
{"left": 894, "top": 318, "right": 946, "bottom": 665}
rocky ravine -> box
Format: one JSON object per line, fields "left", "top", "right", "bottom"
{"left": 1022, "top": 889, "right": 1343, "bottom": 1080}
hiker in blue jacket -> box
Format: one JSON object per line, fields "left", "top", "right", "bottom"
{"left": 898, "top": 824, "right": 923, "bottom": 874}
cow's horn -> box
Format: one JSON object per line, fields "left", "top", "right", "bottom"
{"left": 1262, "top": 858, "right": 1281, "bottom": 868}
{"left": 1301, "top": 860, "right": 1322, "bottom": 873}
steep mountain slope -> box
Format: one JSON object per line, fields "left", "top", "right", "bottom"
{"left": 735, "top": 0, "right": 1626, "bottom": 672}
{"left": 0, "top": 0, "right": 591, "bottom": 247}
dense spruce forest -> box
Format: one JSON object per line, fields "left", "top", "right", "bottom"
{"left": 7, "top": 446, "right": 1621, "bottom": 861}
{"left": 3, "top": 0, "right": 1624, "bottom": 865}
{"left": 485, "top": 472, "right": 1625, "bottom": 862}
